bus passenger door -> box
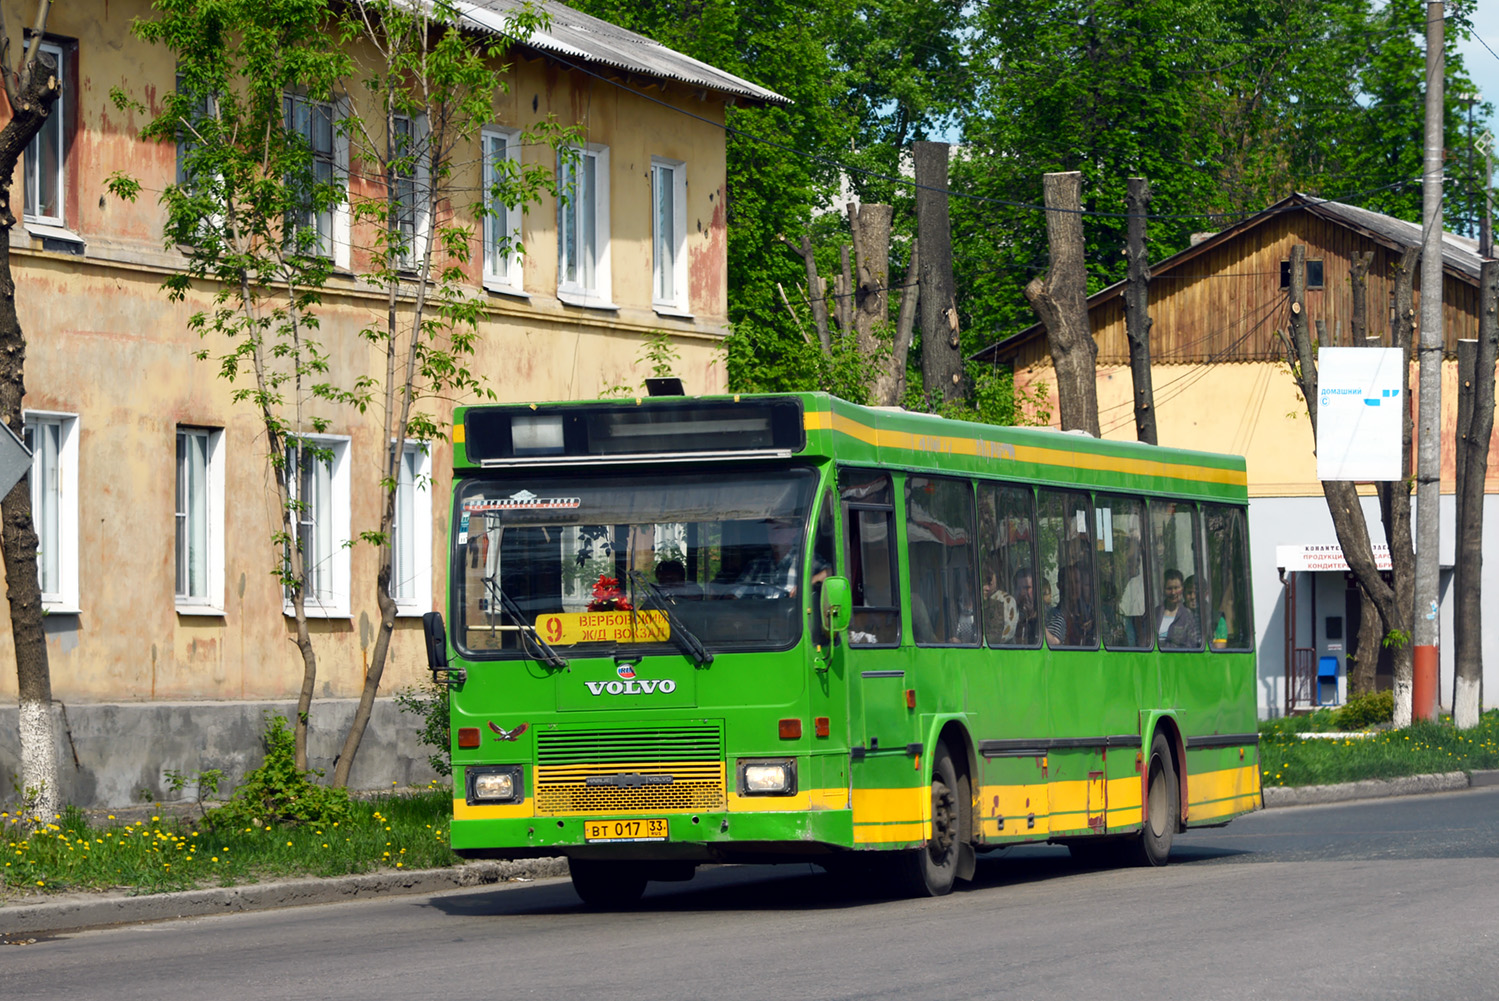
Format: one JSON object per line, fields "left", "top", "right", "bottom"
{"left": 838, "top": 469, "right": 914, "bottom": 757}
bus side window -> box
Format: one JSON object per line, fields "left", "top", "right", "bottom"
{"left": 907, "top": 475, "right": 980, "bottom": 646}
{"left": 1096, "top": 494, "right": 1150, "bottom": 651}
{"left": 1202, "top": 503, "right": 1253, "bottom": 651}
{"left": 1037, "top": 489, "right": 1098, "bottom": 650}
{"left": 979, "top": 484, "right": 1040, "bottom": 648}
{"left": 1150, "top": 500, "right": 1204, "bottom": 651}
{"left": 839, "top": 469, "right": 900, "bottom": 646}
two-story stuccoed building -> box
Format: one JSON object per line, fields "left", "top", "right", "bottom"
{"left": 0, "top": 0, "right": 785, "bottom": 807}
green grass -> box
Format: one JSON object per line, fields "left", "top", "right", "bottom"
{"left": 7, "top": 710, "right": 1499, "bottom": 897}
{"left": 3, "top": 786, "right": 459, "bottom": 897}
{"left": 1260, "top": 710, "right": 1499, "bottom": 788}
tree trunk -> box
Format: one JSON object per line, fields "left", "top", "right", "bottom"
{"left": 1377, "top": 246, "right": 1420, "bottom": 718}
{"left": 0, "top": 46, "right": 63, "bottom": 821}
{"left": 887, "top": 239, "right": 919, "bottom": 407}
{"left": 848, "top": 203, "right": 898, "bottom": 403}
{"left": 1124, "top": 177, "right": 1156, "bottom": 444}
{"left": 915, "top": 141, "right": 962, "bottom": 405}
{"left": 1283, "top": 246, "right": 1408, "bottom": 703}
{"left": 1350, "top": 583, "right": 1381, "bottom": 696}
{"left": 799, "top": 235, "right": 831, "bottom": 353}
{"left": 1025, "top": 171, "right": 1099, "bottom": 435}
{"left": 1454, "top": 260, "right": 1496, "bottom": 727}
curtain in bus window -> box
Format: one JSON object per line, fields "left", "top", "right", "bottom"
{"left": 906, "top": 476, "right": 979, "bottom": 646}
{"left": 1202, "top": 503, "right": 1253, "bottom": 651}
{"left": 1150, "top": 500, "right": 1204, "bottom": 651}
{"left": 840, "top": 469, "right": 899, "bottom": 646}
{"left": 1096, "top": 494, "right": 1150, "bottom": 651}
{"left": 978, "top": 484, "right": 1040, "bottom": 648}
{"left": 1037, "top": 490, "right": 1097, "bottom": 649}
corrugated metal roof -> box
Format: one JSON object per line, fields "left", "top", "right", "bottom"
{"left": 974, "top": 192, "right": 1488, "bottom": 362}
{"left": 454, "top": 0, "right": 789, "bottom": 106}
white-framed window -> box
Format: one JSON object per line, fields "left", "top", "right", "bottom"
{"left": 24, "top": 40, "right": 66, "bottom": 226}
{"left": 391, "top": 114, "right": 431, "bottom": 271}
{"left": 557, "top": 143, "right": 612, "bottom": 308}
{"left": 284, "top": 435, "right": 351, "bottom": 618}
{"left": 482, "top": 126, "right": 524, "bottom": 294}
{"left": 390, "top": 440, "right": 432, "bottom": 615}
{"left": 175, "top": 427, "right": 225, "bottom": 614}
{"left": 651, "top": 157, "right": 689, "bottom": 316}
{"left": 283, "top": 94, "right": 350, "bottom": 267}
{"left": 23, "top": 411, "right": 79, "bottom": 612}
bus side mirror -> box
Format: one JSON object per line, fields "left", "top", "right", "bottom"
{"left": 423, "top": 612, "right": 464, "bottom": 686}
{"left": 820, "top": 576, "right": 852, "bottom": 635}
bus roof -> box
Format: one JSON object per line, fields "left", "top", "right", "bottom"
{"left": 453, "top": 393, "right": 1247, "bottom": 501}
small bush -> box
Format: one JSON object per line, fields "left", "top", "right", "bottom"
{"left": 1335, "top": 690, "right": 1394, "bottom": 730}
{"left": 394, "top": 683, "right": 451, "bottom": 777}
{"left": 205, "top": 714, "right": 349, "bottom": 830}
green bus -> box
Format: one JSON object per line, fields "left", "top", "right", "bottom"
{"left": 423, "top": 392, "right": 1262, "bottom": 904}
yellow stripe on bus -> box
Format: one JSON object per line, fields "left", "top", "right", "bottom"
{"left": 851, "top": 785, "right": 929, "bottom": 844}
{"left": 452, "top": 798, "right": 532, "bottom": 820}
{"left": 453, "top": 423, "right": 466, "bottom": 444}
{"left": 811, "top": 410, "right": 1246, "bottom": 487}
{"left": 1187, "top": 763, "right": 1263, "bottom": 821}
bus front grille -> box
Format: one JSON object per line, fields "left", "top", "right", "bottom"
{"left": 534, "top": 724, "right": 725, "bottom": 815}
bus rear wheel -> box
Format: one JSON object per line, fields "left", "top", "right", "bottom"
{"left": 568, "top": 858, "right": 648, "bottom": 908}
{"left": 1132, "top": 730, "right": 1179, "bottom": 867}
{"left": 891, "top": 743, "right": 965, "bottom": 897}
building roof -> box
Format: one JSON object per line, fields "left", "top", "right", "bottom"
{"left": 973, "top": 192, "right": 1488, "bottom": 364}
{"left": 456, "top": 0, "right": 789, "bottom": 107}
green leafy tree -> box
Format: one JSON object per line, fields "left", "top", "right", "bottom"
{"left": 109, "top": 0, "right": 352, "bottom": 773}
{"left": 326, "top": 0, "right": 568, "bottom": 786}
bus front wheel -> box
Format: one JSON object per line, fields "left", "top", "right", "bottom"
{"left": 891, "top": 743, "right": 965, "bottom": 897}
{"left": 568, "top": 858, "right": 648, "bottom": 908}
{"left": 1134, "top": 730, "right": 1179, "bottom": 867}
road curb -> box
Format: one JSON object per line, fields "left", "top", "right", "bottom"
{"left": 1262, "top": 770, "right": 1475, "bottom": 807}
{"left": 0, "top": 858, "right": 569, "bottom": 938}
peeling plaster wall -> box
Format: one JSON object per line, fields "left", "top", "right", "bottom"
{"left": 0, "top": 0, "right": 739, "bottom": 743}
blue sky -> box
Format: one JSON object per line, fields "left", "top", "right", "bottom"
{"left": 1456, "top": 4, "right": 1499, "bottom": 133}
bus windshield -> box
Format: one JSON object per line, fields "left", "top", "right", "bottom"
{"left": 453, "top": 467, "right": 817, "bottom": 658}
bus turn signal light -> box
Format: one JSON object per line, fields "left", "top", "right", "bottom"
{"left": 458, "top": 727, "right": 481, "bottom": 749}
{"left": 779, "top": 718, "right": 802, "bottom": 739}
{"left": 905, "top": 689, "right": 917, "bottom": 709}
{"left": 814, "top": 717, "right": 830, "bottom": 738}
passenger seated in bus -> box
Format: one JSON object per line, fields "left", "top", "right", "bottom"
{"left": 1046, "top": 563, "right": 1096, "bottom": 647}
{"left": 655, "top": 559, "right": 702, "bottom": 600}
{"left": 1183, "top": 574, "right": 1199, "bottom": 613}
{"left": 1011, "top": 568, "right": 1039, "bottom": 645}
{"left": 1155, "top": 569, "right": 1202, "bottom": 650}
{"left": 1117, "top": 539, "right": 1146, "bottom": 646}
{"left": 982, "top": 568, "right": 1019, "bottom": 643}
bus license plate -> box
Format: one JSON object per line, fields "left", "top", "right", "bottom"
{"left": 584, "top": 818, "right": 669, "bottom": 843}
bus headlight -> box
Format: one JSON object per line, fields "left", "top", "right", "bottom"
{"left": 738, "top": 759, "right": 797, "bottom": 796}
{"left": 466, "top": 765, "right": 524, "bottom": 804}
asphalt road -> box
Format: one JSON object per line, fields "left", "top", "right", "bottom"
{"left": 5, "top": 787, "right": 1497, "bottom": 1001}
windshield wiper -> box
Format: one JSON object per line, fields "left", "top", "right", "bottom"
{"left": 484, "top": 576, "right": 569, "bottom": 670}
{"left": 626, "top": 570, "right": 714, "bottom": 667}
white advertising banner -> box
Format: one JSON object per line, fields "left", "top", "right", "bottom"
{"left": 1276, "top": 543, "right": 1393, "bottom": 573}
{"left": 1316, "top": 347, "right": 1405, "bottom": 481}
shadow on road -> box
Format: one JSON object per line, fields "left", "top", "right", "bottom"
{"left": 428, "top": 840, "right": 1254, "bottom": 918}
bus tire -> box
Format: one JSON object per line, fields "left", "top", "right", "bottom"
{"left": 568, "top": 858, "right": 648, "bottom": 908}
{"left": 1134, "top": 730, "right": 1179, "bottom": 867}
{"left": 891, "top": 743, "right": 963, "bottom": 897}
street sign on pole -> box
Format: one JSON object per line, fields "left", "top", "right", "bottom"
{"left": 0, "top": 420, "right": 32, "bottom": 497}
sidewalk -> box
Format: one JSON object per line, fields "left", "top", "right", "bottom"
{"left": 4, "top": 770, "right": 1497, "bottom": 939}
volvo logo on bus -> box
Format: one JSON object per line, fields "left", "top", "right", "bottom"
{"left": 584, "top": 678, "right": 678, "bottom": 695}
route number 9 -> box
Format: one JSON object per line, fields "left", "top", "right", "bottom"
{"left": 543, "top": 616, "right": 563, "bottom": 643}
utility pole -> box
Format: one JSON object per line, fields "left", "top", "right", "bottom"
{"left": 1412, "top": 0, "right": 1444, "bottom": 724}
{"left": 914, "top": 141, "right": 962, "bottom": 406}
{"left": 1124, "top": 177, "right": 1157, "bottom": 445}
